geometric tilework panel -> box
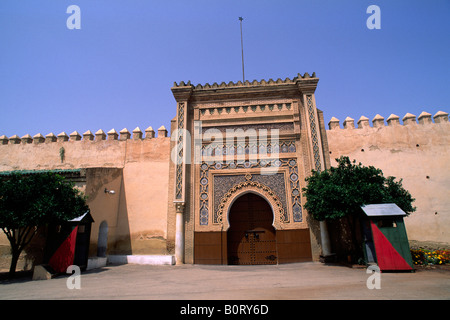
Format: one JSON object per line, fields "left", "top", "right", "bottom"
{"left": 213, "top": 173, "right": 288, "bottom": 224}
{"left": 200, "top": 158, "right": 303, "bottom": 225}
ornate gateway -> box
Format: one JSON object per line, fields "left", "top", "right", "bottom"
{"left": 169, "top": 73, "right": 331, "bottom": 264}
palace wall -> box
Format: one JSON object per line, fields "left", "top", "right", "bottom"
{"left": 1, "top": 109, "right": 449, "bottom": 271}
{"left": 0, "top": 127, "right": 171, "bottom": 271}
{"left": 326, "top": 111, "right": 450, "bottom": 248}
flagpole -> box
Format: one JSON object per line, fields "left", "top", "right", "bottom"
{"left": 239, "top": 17, "right": 245, "bottom": 83}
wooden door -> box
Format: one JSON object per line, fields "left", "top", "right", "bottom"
{"left": 227, "top": 193, "right": 277, "bottom": 265}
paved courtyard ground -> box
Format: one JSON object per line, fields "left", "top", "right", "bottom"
{"left": 1, "top": 262, "right": 449, "bottom": 301}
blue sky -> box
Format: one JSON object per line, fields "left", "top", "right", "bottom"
{"left": 0, "top": 0, "right": 449, "bottom": 138}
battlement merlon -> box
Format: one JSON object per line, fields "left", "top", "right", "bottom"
{"left": 171, "top": 73, "right": 319, "bottom": 103}
{"left": 328, "top": 111, "right": 449, "bottom": 130}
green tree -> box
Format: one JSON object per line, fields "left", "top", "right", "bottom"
{"left": 302, "top": 156, "right": 415, "bottom": 261}
{"left": 0, "top": 172, "right": 88, "bottom": 277}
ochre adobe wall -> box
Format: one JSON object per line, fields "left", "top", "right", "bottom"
{"left": 326, "top": 111, "right": 450, "bottom": 248}
{"left": 0, "top": 126, "right": 172, "bottom": 271}
{"left": 0, "top": 108, "right": 449, "bottom": 271}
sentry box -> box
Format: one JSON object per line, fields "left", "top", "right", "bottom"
{"left": 360, "top": 203, "right": 414, "bottom": 272}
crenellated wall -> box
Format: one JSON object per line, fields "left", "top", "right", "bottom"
{"left": 0, "top": 108, "right": 449, "bottom": 272}
{"left": 0, "top": 125, "right": 172, "bottom": 271}
{"left": 0, "top": 125, "right": 168, "bottom": 146}
{"left": 326, "top": 111, "right": 450, "bottom": 248}
{"left": 0, "top": 126, "right": 169, "bottom": 171}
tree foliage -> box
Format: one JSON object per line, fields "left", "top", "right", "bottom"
{"left": 302, "top": 156, "right": 416, "bottom": 221}
{"left": 0, "top": 172, "right": 89, "bottom": 277}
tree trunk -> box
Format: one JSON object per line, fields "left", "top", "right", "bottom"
{"left": 4, "top": 226, "right": 37, "bottom": 278}
{"left": 9, "top": 249, "right": 20, "bottom": 278}
{"left": 346, "top": 214, "right": 362, "bottom": 264}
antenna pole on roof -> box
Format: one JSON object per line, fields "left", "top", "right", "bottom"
{"left": 239, "top": 17, "right": 245, "bottom": 83}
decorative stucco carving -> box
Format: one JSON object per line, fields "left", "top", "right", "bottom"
{"left": 215, "top": 175, "right": 286, "bottom": 231}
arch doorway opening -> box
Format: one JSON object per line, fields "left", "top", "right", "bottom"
{"left": 97, "top": 221, "right": 108, "bottom": 257}
{"left": 227, "top": 193, "right": 277, "bottom": 265}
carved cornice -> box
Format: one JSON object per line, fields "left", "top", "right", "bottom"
{"left": 171, "top": 82, "right": 193, "bottom": 103}
{"left": 172, "top": 73, "right": 317, "bottom": 90}
{"left": 296, "top": 78, "right": 320, "bottom": 95}
{"left": 171, "top": 73, "right": 319, "bottom": 102}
